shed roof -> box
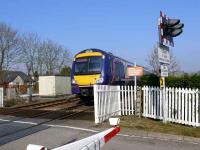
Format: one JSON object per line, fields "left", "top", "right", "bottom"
{"left": 0, "top": 70, "right": 32, "bottom": 84}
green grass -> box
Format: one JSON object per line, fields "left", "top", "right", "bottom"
{"left": 119, "top": 116, "right": 200, "bottom": 138}
{"left": 95, "top": 116, "right": 200, "bottom": 138}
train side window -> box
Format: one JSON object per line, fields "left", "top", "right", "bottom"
{"left": 115, "top": 62, "right": 125, "bottom": 77}
{"left": 110, "top": 58, "right": 113, "bottom": 74}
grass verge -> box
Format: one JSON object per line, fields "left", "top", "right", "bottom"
{"left": 120, "top": 116, "right": 200, "bottom": 138}
{"left": 96, "top": 116, "right": 200, "bottom": 138}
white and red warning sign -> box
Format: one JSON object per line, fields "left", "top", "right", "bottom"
{"left": 159, "top": 11, "right": 174, "bottom": 47}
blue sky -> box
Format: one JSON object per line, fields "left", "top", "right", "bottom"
{"left": 0, "top": 0, "right": 199, "bottom": 72}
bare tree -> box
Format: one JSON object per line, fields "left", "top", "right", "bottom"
{"left": 19, "top": 32, "right": 41, "bottom": 75}
{"left": 17, "top": 32, "right": 72, "bottom": 76}
{"left": 147, "top": 46, "right": 180, "bottom": 76}
{"left": 0, "top": 22, "right": 20, "bottom": 70}
{"left": 41, "top": 40, "right": 71, "bottom": 75}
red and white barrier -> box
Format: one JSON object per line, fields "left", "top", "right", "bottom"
{"left": 27, "top": 118, "right": 120, "bottom": 150}
{"left": 27, "top": 144, "right": 47, "bottom": 150}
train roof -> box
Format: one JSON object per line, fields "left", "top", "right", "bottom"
{"left": 76, "top": 48, "right": 151, "bottom": 73}
{"left": 76, "top": 48, "right": 134, "bottom": 64}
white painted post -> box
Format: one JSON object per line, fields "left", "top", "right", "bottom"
{"left": 124, "top": 86, "right": 127, "bottom": 115}
{"left": 127, "top": 86, "right": 131, "bottom": 115}
{"left": 172, "top": 88, "right": 178, "bottom": 123}
{"left": 146, "top": 86, "right": 149, "bottom": 117}
{"left": 181, "top": 88, "right": 185, "bottom": 125}
{"left": 163, "top": 87, "right": 167, "bottom": 123}
{"left": 192, "top": 89, "right": 195, "bottom": 126}
{"left": 150, "top": 87, "right": 153, "bottom": 118}
{"left": 142, "top": 86, "right": 146, "bottom": 117}
{"left": 196, "top": 89, "right": 199, "bottom": 127}
{"left": 121, "top": 86, "right": 124, "bottom": 115}
{"left": 107, "top": 86, "right": 111, "bottom": 119}
{"left": 168, "top": 88, "right": 172, "bottom": 122}
{"left": 156, "top": 87, "right": 160, "bottom": 119}
{"left": 117, "top": 86, "right": 121, "bottom": 116}
{"left": 148, "top": 86, "right": 151, "bottom": 118}
{"left": 188, "top": 88, "right": 192, "bottom": 125}
{"left": 134, "top": 62, "right": 137, "bottom": 114}
{"left": 185, "top": 88, "right": 188, "bottom": 125}
{"left": 131, "top": 86, "right": 134, "bottom": 115}
{"left": 169, "top": 88, "right": 173, "bottom": 122}
{"left": 153, "top": 87, "right": 156, "bottom": 119}
{"left": 178, "top": 88, "right": 181, "bottom": 124}
{"left": 0, "top": 88, "right": 3, "bottom": 107}
{"left": 94, "top": 85, "right": 99, "bottom": 124}
{"left": 160, "top": 87, "right": 163, "bottom": 119}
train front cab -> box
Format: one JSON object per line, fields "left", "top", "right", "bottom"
{"left": 71, "top": 50, "right": 106, "bottom": 97}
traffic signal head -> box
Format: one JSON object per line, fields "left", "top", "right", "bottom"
{"left": 163, "top": 19, "right": 184, "bottom": 37}
{"left": 159, "top": 11, "right": 184, "bottom": 46}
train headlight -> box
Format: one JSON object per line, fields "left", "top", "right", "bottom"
{"left": 96, "top": 78, "right": 104, "bottom": 84}
{"left": 72, "top": 79, "right": 77, "bottom": 84}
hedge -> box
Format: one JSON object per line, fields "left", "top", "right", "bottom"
{"left": 138, "top": 74, "right": 200, "bottom": 89}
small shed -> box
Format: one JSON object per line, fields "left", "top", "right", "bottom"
{"left": 39, "top": 76, "right": 71, "bottom": 96}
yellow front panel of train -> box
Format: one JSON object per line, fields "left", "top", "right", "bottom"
{"left": 74, "top": 74, "right": 101, "bottom": 85}
{"left": 76, "top": 52, "right": 102, "bottom": 58}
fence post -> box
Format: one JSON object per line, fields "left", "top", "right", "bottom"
{"left": 163, "top": 87, "right": 167, "bottom": 123}
{"left": 0, "top": 88, "right": 3, "bottom": 107}
{"left": 136, "top": 87, "right": 142, "bottom": 118}
{"left": 117, "top": 86, "right": 121, "bottom": 116}
{"left": 94, "top": 85, "right": 99, "bottom": 124}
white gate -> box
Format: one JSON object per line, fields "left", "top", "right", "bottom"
{"left": 0, "top": 88, "right": 3, "bottom": 107}
{"left": 142, "top": 86, "right": 200, "bottom": 127}
{"left": 94, "top": 85, "right": 121, "bottom": 124}
{"left": 94, "top": 85, "right": 136, "bottom": 124}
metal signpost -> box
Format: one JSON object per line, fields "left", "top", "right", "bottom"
{"left": 127, "top": 64, "right": 144, "bottom": 114}
{"left": 158, "top": 11, "right": 184, "bottom": 123}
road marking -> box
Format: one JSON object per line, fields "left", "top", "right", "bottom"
{"left": 45, "top": 124, "right": 98, "bottom": 133}
{"left": 0, "top": 118, "right": 10, "bottom": 122}
{"left": 13, "top": 121, "right": 38, "bottom": 125}
{"left": 0, "top": 118, "right": 199, "bottom": 145}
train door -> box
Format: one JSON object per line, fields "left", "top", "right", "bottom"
{"left": 112, "top": 59, "right": 125, "bottom": 84}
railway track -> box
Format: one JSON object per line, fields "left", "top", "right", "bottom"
{"left": 0, "top": 96, "right": 81, "bottom": 115}
{"left": 0, "top": 96, "right": 94, "bottom": 125}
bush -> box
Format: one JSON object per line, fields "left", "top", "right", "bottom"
{"left": 166, "top": 74, "right": 200, "bottom": 89}
{"left": 139, "top": 73, "right": 200, "bottom": 89}
{"left": 139, "top": 74, "right": 159, "bottom": 87}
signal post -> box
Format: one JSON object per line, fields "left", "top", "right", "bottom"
{"left": 157, "top": 11, "right": 184, "bottom": 123}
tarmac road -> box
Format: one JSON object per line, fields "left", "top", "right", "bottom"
{"left": 0, "top": 116, "right": 199, "bottom": 150}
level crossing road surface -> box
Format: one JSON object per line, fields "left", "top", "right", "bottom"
{"left": 0, "top": 115, "right": 199, "bottom": 150}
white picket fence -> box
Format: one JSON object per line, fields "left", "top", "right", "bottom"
{"left": 143, "top": 86, "right": 200, "bottom": 127}
{"left": 94, "top": 85, "right": 135, "bottom": 124}
{"left": 94, "top": 85, "right": 200, "bottom": 127}
{"left": 120, "top": 86, "right": 135, "bottom": 115}
{"left": 0, "top": 88, "right": 3, "bottom": 107}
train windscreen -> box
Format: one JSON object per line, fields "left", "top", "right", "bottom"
{"left": 74, "top": 56, "right": 102, "bottom": 75}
